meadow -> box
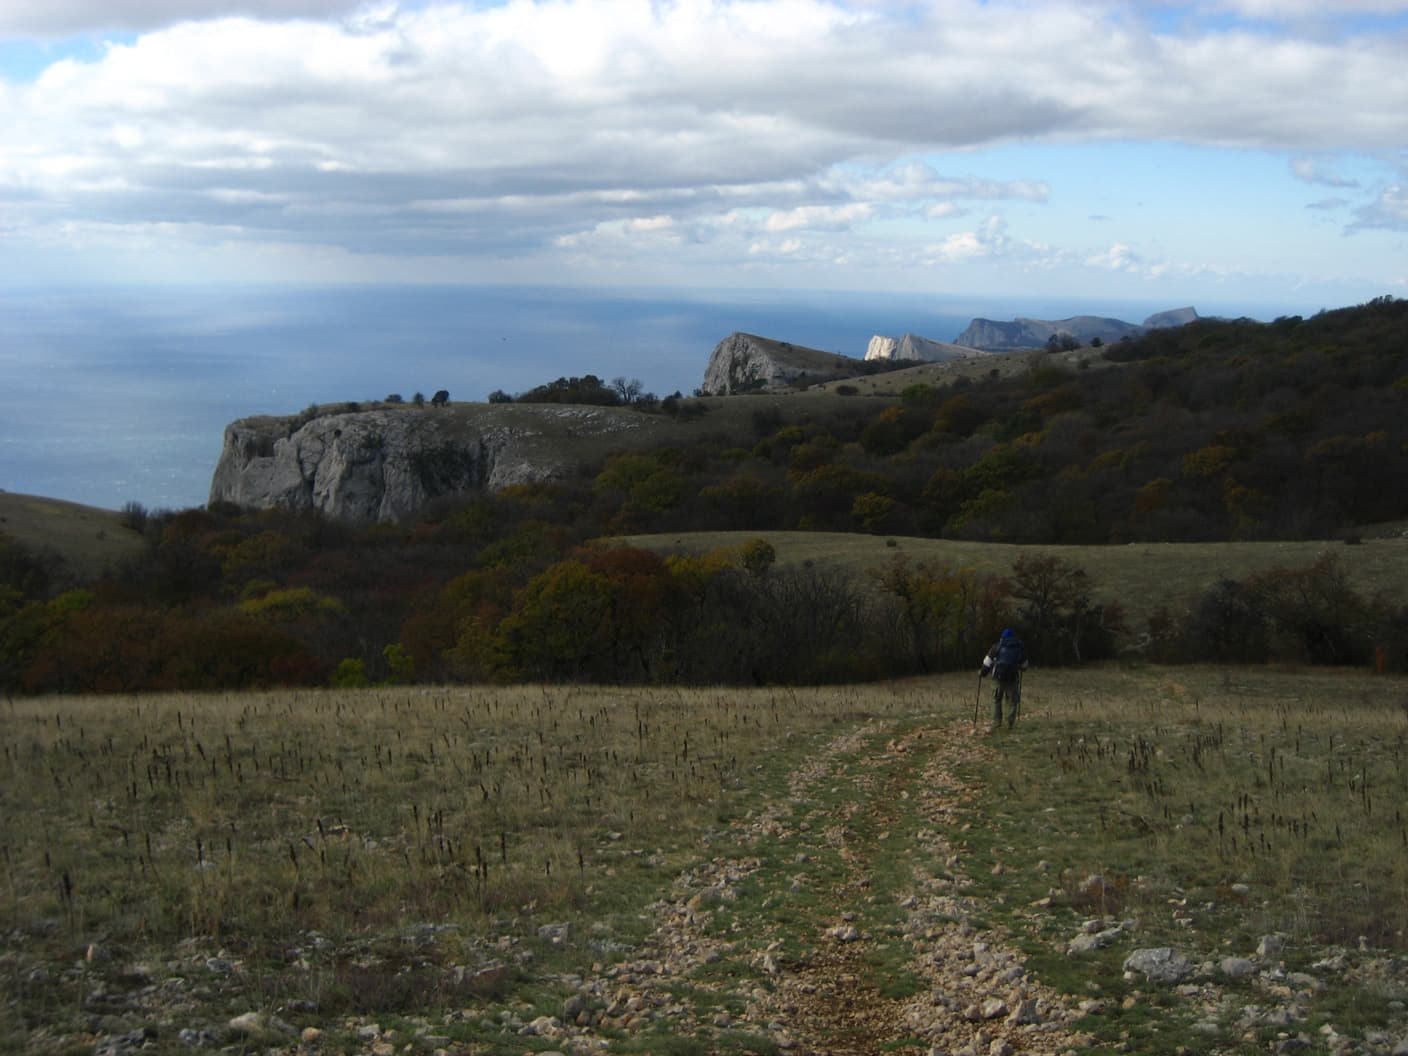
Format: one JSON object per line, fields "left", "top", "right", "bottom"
{"left": 3, "top": 665, "right": 1406, "bottom": 1054}
{"left": 620, "top": 528, "right": 1408, "bottom": 627}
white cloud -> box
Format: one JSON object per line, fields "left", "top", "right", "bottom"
{"left": 624, "top": 215, "right": 677, "bottom": 234}
{"left": 0, "top": 0, "right": 367, "bottom": 36}
{"left": 1, "top": 0, "right": 1406, "bottom": 291}
{"left": 1087, "top": 243, "right": 1140, "bottom": 271}
{"left": 764, "top": 203, "right": 872, "bottom": 232}
{"left": 934, "top": 231, "right": 986, "bottom": 262}
{"left": 1291, "top": 158, "right": 1359, "bottom": 188}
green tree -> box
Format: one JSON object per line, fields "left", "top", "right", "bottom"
{"left": 332, "top": 658, "right": 368, "bottom": 688}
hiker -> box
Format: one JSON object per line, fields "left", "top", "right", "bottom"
{"left": 980, "top": 628, "right": 1028, "bottom": 729}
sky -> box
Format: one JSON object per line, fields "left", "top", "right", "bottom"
{"left": 2, "top": 0, "right": 1407, "bottom": 310}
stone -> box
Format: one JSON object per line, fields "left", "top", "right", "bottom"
{"left": 301, "top": 1026, "right": 323, "bottom": 1045}
{"left": 1007, "top": 998, "right": 1041, "bottom": 1025}
{"left": 1123, "top": 948, "right": 1192, "bottom": 985}
{"left": 226, "top": 1011, "right": 294, "bottom": 1040}
{"left": 93, "top": 1027, "right": 158, "bottom": 1056}
{"left": 520, "top": 1015, "right": 560, "bottom": 1037}
{"left": 1219, "top": 957, "right": 1257, "bottom": 979}
{"left": 1067, "top": 921, "right": 1127, "bottom": 955}
{"left": 1257, "top": 935, "right": 1286, "bottom": 959}
{"left": 537, "top": 922, "right": 572, "bottom": 945}
{"left": 980, "top": 998, "right": 1008, "bottom": 1020}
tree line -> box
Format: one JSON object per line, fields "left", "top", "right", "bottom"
{"left": 2, "top": 496, "right": 1401, "bottom": 694}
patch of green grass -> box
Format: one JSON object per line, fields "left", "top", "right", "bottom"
{"left": 613, "top": 1033, "right": 713, "bottom": 1056}
{"left": 714, "top": 1030, "right": 782, "bottom": 1055}
{"left": 877, "top": 1037, "right": 930, "bottom": 1052}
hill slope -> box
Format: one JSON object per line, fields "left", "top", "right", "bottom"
{"left": 0, "top": 491, "right": 145, "bottom": 581}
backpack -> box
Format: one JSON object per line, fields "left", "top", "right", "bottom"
{"left": 993, "top": 637, "right": 1025, "bottom": 682}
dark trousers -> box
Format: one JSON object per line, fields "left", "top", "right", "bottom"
{"left": 992, "top": 676, "right": 1020, "bottom": 726}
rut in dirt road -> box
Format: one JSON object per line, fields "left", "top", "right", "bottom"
{"left": 584, "top": 717, "right": 1093, "bottom": 1056}
{"left": 758, "top": 720, "right": 1091, "bottom": 1056}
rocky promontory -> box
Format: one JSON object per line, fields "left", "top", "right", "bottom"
{"left": 955, "top": 307, "right": 1199, "bottom": 351}
{"left": 700, "top": 332, "right": 870, "bottom": 395}
{"left": 209, "top": 401, "right": 665, "bottom": 523}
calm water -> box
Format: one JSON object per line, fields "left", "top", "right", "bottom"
{"left": 0, "top": 283, "right": 1243, "bottom": 512}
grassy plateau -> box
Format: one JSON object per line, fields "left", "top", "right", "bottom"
{"left": 619, "top": 529, "right": 1408, "bottom": 626}
{"left": 3, "top": 666, "right": 1406, "bottom": 1055}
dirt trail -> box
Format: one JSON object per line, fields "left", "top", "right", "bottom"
{"left": 601, "top": 718, "right": 1093, "bottom": 1055}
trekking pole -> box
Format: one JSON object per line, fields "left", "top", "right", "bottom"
{"left": 973, "top": 670, "right": 983, "bottom": 728}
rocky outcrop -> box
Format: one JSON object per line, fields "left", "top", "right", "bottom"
{"left": 954, "top": 314, "right": 1141, "bottom": 351}
{"left": 955, "top": 308, "right": 1199, "bottom": 351}
{"left": 700, "top": 332, "right": 868, "bottom": 395}
{"left": 864, "top": 333, "right": 988, "bottom": 364}
{"left": 1143, "top": 306, "right": 1199, "bottom": 329}
{"left": 209, "top": 402, "right": 658, "bottom": 523}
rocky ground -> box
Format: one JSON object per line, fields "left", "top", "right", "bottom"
{"left": 15, "top": 717, "right": 1408, "bottom": 1055}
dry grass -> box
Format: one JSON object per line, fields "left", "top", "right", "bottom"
{"left": 617, "top": 529, "right": 1408, "bottom": 626}
{"left": 962, "top": 664, "right": 1408, "bottom": 952}
{"left": 0, "top": 682, "right": 922, "bottom": 954}
{"left": 0, "top": 491, "right": 146, "bottom": 580}
{"left": 3, "top": 668, "right": 1407, "bottom": 1053}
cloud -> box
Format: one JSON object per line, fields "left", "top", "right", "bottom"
{"left": 764, "top": 203, "right": 872, "bottom": 233}
{"left": 1086, "top": 243, "right": 1140, "bottom": 271}
{"left": 926, "top": 202, "right": 966, "bottom": 220}
{"left": 1198, "top": 0, "right": 1408, "bottom": 19}
{"left": 2, "top": 0, "right": 1407, "bottom": 289}
{"left": 1291, "top": 158, "right": 1359, "bottom": 188}
{"left": 1351, "top": 185, "right": 1408, "bottom": 231}
{"left": 0, "top": 0, "right": 368, "bottom": 36}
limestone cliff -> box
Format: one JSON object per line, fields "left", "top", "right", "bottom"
{"left": 700, "top": 332, "right": 868, "bottom": 395}
{"left": 864, "top": 333, "right": 989, "bottom": 363}
{"left": 209, "top": 402, "right": 659, "bottom": 523}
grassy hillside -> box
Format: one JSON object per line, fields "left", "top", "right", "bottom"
{"left": 3, "top": 669, "right": 1404, "bottom": 1054}
{"left": 0, "top": 490, "right": 146, "bottom": 581}
{"left": 616, "top": 529, "right": 1408, "bottom": 625}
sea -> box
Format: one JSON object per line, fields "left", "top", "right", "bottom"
{"left": 0, "top": 283, "right": 1267, "bottom": 513}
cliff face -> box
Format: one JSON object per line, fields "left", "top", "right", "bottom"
{"left": 700, "top": 332, "right": 867, "bottom": 395}
{"left": 864, "top": 333, "right": 989, "bottom": 363}
{"left": 209, "top": 403, "right": 654, "bottom": 523}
